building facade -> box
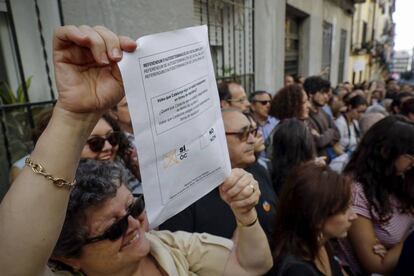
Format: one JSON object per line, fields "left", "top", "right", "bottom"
{"left": 0, "top": 0, "right": 395, "bottom": 196}
{"left": 348, "top": 0, "right": 395, "bottom": 84}
{"left": 391, "top": 50, "right": 411, "bottom": 74}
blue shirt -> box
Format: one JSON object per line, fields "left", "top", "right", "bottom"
{"left": 258, "top": 116, "right": 279, "bottom": 162}
{"left": 259, "top": 116, "right": 279, "bottom": 142}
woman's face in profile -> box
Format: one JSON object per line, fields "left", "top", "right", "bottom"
{"left": 394, "top": 154, "right": 414, "bottom": 175}
{"left": 321, "top": 205, "right": 357, "bottom": 239}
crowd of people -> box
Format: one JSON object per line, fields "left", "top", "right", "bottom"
{"left": 1, "top": 24, "right": 414, "bottom": 276}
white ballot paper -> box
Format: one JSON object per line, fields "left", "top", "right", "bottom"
{"left": 119, "top": 25, "right": 231, "bottom": 228}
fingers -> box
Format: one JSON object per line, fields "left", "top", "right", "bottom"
{"left": 372, "top": 244, "right": 387, "bottom": 258}
{"left": 78, "top": 25, "right": 111, "bottom": 64}
{"left": 119, "top": 36, "right": 138, "bottom": 52}
{"left": 54, "top": 25, "right": 88, "bottom": 51}
{"left": 54, "top": 25, "right": 137, "bottom": 65}
{"left": 94, "top": 25, "right": 122, "bottom": 61}
{"left": 219, "top": 169, "right": 260, "bottom": 209}
{"left": 314, "top": 157, "right": 327, "bottom": 166}
{"left": 230, "top": 189, "right": 260, "bottom": 213}
{"left": 220, "top": 168, "right": 245, "bottom": 192}
{"left": 224, "top": 172, "right": 254, "bottom": 199}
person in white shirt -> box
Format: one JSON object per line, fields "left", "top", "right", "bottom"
{"left": 335, "top": 95, "right": 367, "bottom": 153}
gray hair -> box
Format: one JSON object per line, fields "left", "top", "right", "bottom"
{"left": 359, "top": 112, "right": 386, "bottom": 136}
{"left": 52, "top": 159, "right": 128, "bottom": 258}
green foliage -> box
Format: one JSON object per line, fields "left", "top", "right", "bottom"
{"left": 222, "top": 66, "right": 234, "bottom": 76}
{"left": 0, "top": 76, "right": 32, "bottom": 105}
{"left": 0, "top": 77, "right": 35, "bottom": 166}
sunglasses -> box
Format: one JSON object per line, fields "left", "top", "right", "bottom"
{"left": 87, "top": 132, "right": 121, "bottom": 153}
{"left": 84, "top": 194, "right": 145, "bottom": 244}
{"left": 253, "top": 100, "right": 271, "bottom": 105}
{"left": 226, "top": 126, "right": 258, "bottom": 142}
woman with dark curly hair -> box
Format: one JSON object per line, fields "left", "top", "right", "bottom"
{"left": 268, "top": 162, "right": 357, "bottom": 276}
{"left": 102, "top": 114, "right": 140, "bottom": 180}
{"left": 269, "top": 84, "right": 310, "bottom": 121}
{"left": 81, "top": 113, "right": 142, "bottom": 193}
{"left": 266, "top": 85, "right": 311, "bottom": 163}
{"left": 339, "top": 115, "right": 414, "bottom": 275}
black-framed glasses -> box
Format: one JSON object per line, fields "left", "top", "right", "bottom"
{"left": 84, "top": 194, "right": 145, "bottom": 244}
{"left": 227, "top": 97, "right": 248, "bottom": 103}
{"left": 253, "top": 100, "right": 271, "bottom": 106}
{"left": 86, "top": 132, "right": 121, "bottom": 153}
{"left": 226, "top": 126, "right": 258, "bottom": 142}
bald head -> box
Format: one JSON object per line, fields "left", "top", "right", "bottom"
{"left": 222, "top": 108, "right": 247, "bottom": 130}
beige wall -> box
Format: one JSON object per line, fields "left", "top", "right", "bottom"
{"left": 348, "top": 0, "right": 394, "bottom": 83}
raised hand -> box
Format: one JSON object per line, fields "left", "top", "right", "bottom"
{"left": 219, "top": 169, "right": 260, "bottom": 225}
{"left": 53, "top": 25, "right": 137, "bottom": 113}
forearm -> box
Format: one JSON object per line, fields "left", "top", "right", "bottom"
{"left": 378, "top": 242, "right": 403, "bottom": 274}
{"left": 0, "top": 106, "right": 100, "bottom": 275}
{"left": 314, "top": 129, "right": 337, "bottom": 148}
{"left": 234, "top": 211, "right": 273, "bottom": 275}
{"left": 355, "top": 237, "right": 403, "bottom": 274}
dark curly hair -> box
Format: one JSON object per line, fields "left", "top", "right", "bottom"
{"left": 269, "top": 84, "right": 304, "bottom": 120}
{"left": 344, "top": 115, "right": 414, "bottom": 223}
{"left": 52, "top": 159, "right": 126, "bottom": 259}
{"left": 271, "top": 118, "right": 316, "bottom": 194}
{"left": 102, "top": 113, "right": 140, "bottom": 180}
{"left": 303, "top": 76, "right": 331, "bottom": 95}
{"left": 273, "top": 162, "right": 352, "bottom": 263}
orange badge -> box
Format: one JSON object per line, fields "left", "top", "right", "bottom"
{"left": 262, "top": 201, "right": 271, "bottom": 212}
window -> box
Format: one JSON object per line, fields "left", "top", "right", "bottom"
{"left": 338, "top": 29, "right": 347, "bottom": 83}
{"left": 284, "top": 14, "right": 300, "bottom": 76}
{"left": 193, "top": 0, "right": 255, "bottom": 92}
{"left": 362, "top": 21, "right": 368, "bottom": 44}
{"left": 321, "top": 21, "right": 333, "bottom": 80}
{"left": 0, "top": 2, "right": 19, "bottom": 97}
{"left": 0, "top": 0, "right": 59, "bottom": 198}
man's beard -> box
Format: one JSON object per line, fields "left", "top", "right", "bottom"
{"left": 312, "top": 100, "right": 325, "bottom": 108}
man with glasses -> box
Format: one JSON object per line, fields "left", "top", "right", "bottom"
{"left": 249, "top": 91, "right": 278, "bottom": 142}
{"left": 249, "top": 91, "right": 278, "bottom": 169}
{"left": 218, "top": 81, "right": 251, "bottom": 112}
{"left": 160, "top": 109, "right": 277, "bottom": 246}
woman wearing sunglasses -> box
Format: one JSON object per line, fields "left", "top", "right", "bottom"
{"left": 338, "top": 115, "right": 414, "bottom": 275}
{"left": 81, "top": 113, "right": 142, "bottom": 193}
{"left": 81, "top": 116, "right": 121, "bottom": 161}
{"left": 0, "top": 25, "right": 272, "bottom": 276}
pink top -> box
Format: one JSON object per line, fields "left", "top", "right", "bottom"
{"left": 338, "top": 182, "right": 414, "bottom": 274}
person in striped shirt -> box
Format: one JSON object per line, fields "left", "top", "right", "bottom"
{"left": 338, "top": 115, "right": 414, "bottom": 275}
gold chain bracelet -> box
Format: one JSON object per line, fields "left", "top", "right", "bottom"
{"left": 25, "top": 157, "right": 76, "bottom": 189}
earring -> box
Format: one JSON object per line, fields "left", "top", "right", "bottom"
{"left": 317, "top": 232, "right": 325, "bottom": 244}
